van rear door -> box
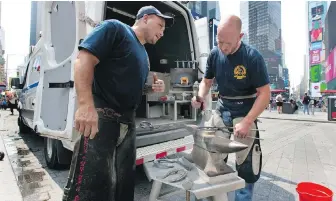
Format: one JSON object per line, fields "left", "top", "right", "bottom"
{"left": 36, "top": 1, "right": 97, "bottom": 140}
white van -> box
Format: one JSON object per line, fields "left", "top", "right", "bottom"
{"left": 13, "top": 1, "right": 210, "bottom": 169}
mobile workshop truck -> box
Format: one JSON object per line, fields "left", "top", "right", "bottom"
{"left": 13, "top": 1, "right": 212, "bottom": 169}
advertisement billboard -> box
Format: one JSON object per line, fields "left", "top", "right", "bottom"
{"left": 310, "top": 49, "right": 321, "bottom": 64}
{"left": 310, "top": 28, "right": 323, "bottom": 43}
{"left": 310, "top": 41, "right": 322, "bottom": 50}
{"left": 310, "top": 64, "right": 321, "bottom": 83}
{"left": 309, "top": 2, "right": 327, "bottom": 30}
{"left": 326, "top": 48, "right": 335, "bottom": 82}
{"left": 309, "top": 2, "right": 327, "bottom": 47}
{"left": 311, "top": 82, "right": 322, "bottom": 97}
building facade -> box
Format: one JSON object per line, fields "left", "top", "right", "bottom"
{"left": 323, "top": 1, "right": 336, "bottom": 91}
{"left": 30, "top": 1, "right": 42, "bottom": 46}
{"left": 185, "top": 1, "right": 220, "bottom": 20}
{"left": 0, "top": 1, "right": 6, "bottom": 87}
{"left": 240, "top": 1, "right": 284, "bottom": 90}
{"left": 307, "top": 1, "right": 328, "bottom": 97}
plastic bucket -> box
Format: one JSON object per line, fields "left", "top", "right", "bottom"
{"left": 296, "top": 182, "right": 333, "bottom": 201}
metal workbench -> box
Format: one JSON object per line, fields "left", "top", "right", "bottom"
{"left": 143, "top": 159, "right": 245, "bottom": 201}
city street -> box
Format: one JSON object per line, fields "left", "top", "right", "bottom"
{"left": 0, "top": 110, "right": 336, "bottom": 201}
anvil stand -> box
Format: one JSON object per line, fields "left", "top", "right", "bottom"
{"left": 143, "top": 128, "right": 248, "bottom": 201}
{"left": 144, "top": 160, "right": 245, "bottom": 201}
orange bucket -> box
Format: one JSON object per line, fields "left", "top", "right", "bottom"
{"left": 296, "top": 182, "right": 333, "bottom": 201}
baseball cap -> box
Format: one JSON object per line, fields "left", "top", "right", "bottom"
{"left": 136, "top": 5, "right": 174, "bottom": 27}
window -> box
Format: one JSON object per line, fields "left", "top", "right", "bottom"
{"left": 28, "top": 55, "right": 41, "bottom": 86}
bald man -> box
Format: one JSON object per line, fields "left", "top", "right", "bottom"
{"left": 192, "top": 15, "right": 270, "bottom": 201}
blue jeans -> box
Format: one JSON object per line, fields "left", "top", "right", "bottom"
{"left": 235, "top": 183, "right": 254, "bottom": 201}
{"left": 221, "top": 111, "right": 257, "bottom": 201}
{"left": 303, "top": 104, "right": 309, "bottom": 114}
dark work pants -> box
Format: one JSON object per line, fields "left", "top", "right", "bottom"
{"left": 63, "top": 108, "right": 136, "bottom": 201}
{"left": 8, "top": 102, "right": 17, "bottom": 114}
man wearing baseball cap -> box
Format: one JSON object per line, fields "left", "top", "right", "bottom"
{"left": 63, "top": 5, "right": 174, "bottom": 201}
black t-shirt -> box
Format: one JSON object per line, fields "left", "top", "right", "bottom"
{"left": 205, "top": 42, "right": 270, "bottom": 117}
{"left": 302, "top": 96, "right": 311, "bottom": 104}
{"left": 78, "top": 20, "right": 149, "bottom": 114}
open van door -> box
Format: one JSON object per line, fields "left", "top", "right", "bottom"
{"left": 194, "top": 17, "right": 211, "bottom": 79}
{"left": 35, "top": 1, "right": 92, "bottom": 140}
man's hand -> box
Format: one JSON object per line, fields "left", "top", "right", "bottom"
{"left": 152, "top": 73, "right": 165, "bottom": 92}
{"left": 234, "top": 119, "right": 253, "bottom": 138}
{"left": 191, "top": 96, "right": 205, "bottom": 110}
{"left": 75, "top": 104, "right": 99, "bottom": 139}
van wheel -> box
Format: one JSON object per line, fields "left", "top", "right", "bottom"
{"left": 44, "top": 138, "right": 72, "bottom": 170}
{"left": 18, "top": 116, "right": 31, "bottom": 134}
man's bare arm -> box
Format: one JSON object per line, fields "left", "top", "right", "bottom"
{"left": 74, "top": 50, "right": 99, "bottom": 106}
{"left": 244, "top": 84, "right": 270, "bottom": 124}
{"left": 198, "top": 78, "right": 214, "bottom": 98}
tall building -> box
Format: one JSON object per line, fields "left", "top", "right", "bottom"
{"left": 324, "top": 1, "right": 336, "bottom": 91}
{"left": 0, "top": 1, "right": 6, "bottom": 87}
{"left": 185, "top": 1, "right": 220, "bottom": 20}
{"left": 240, "top": 1, "right": 249, "bottom": 44}
{"left": 30, "top": 1, "right": 42, "bottom": 46}
{"left": 240, "top": 1, "right": 283, "bottom": 89}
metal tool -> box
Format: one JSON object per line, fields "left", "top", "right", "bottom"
{"left": 153, "top": 157, "right": 194, "bottom": 171}
{"left": 201, "top": 127, "right": 264, "bottom": 141}
{"left": 217, "top": 134, "right": 264, "bottom": 141}
{"left": 197, "top": 126, "right": 265, "bottom": 132}
{"left": 184, "top": 124, "right": 264, "bottom": 141}
{"left": 157, "top": 169, "right": 188, "bottom": 183}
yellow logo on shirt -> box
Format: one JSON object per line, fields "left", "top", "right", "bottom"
{"left": 234, "top": 65, "right": 246, "bottom": 80}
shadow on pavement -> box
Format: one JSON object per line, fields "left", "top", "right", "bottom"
{"left": 7, "top": 115, "right": 298, "bottom": 201}
{"left": 15, "top": 129, "right": 155, "bottom": 197}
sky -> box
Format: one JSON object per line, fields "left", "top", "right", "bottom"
{"left": 1, "top": 1, "right": 307, "bottom": 87}
{"left": 219, "top": 0, "right": 307, "bottom": 88}
{"left": 1, "top": 1, "right": 31, "bottom": 78}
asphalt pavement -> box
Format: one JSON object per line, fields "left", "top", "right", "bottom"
{"left": 0, "top": 109, "right": 335, "bottom": 201}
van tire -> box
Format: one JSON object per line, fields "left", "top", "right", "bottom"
{"left": 44, "top": 138, "right": 72, "bottom": 169}
{"left": 18, "top": 116, "right": 31, "bottom": 134}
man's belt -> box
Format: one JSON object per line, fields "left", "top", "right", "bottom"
{"left": 219, "top": 93, "right": 257, "bottom": 100}
{"left": 96, "top": 107, "right": 134, "bottom": 125}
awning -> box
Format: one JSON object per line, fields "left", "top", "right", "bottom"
{"left": 271, "top": 89, "right": 286, "bottom": 93}
{"left": 320, "top": 90, "right": 336, "bottom": 93}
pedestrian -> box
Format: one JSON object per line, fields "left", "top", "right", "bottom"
{"left": 302, "top": 92, "right": 310, "bottom": 115}
{"left": 311, "top": 98, "right": 317, "bottom": 115}
{"left": 62, "top": 6, "right": 173, "bottom": 201}
{"left": 6, "top": 91, "right": 18, "bottom": 115}
{"left": 275, "top": 93, "right": 283, "bottom": 114}
{"left": 192, "top": 15, "right": 270, "bottom": 201}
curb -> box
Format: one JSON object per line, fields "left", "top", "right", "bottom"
{"left": 0, "top": 114, "right": 24, "bottom": 201}
{"left": 259, "top": 116, "right": 336, "bottom": 124}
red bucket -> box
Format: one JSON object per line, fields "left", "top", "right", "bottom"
{"left": 296, "top": 182, "right": 333, "bottom": 201}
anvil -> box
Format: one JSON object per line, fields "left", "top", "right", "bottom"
{"left": 183, "top": 123, "right": 248, "bottom": 179}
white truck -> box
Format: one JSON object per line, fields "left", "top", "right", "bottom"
{"left": 12, "top": 1, "right": 211, "bottom": 170}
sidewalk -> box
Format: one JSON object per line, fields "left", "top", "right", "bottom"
{"left": 259, "top": 110, "right": 333, "bottom": 123}
{"left": 0, "top": 114, "right": 23, "bottom": 201}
